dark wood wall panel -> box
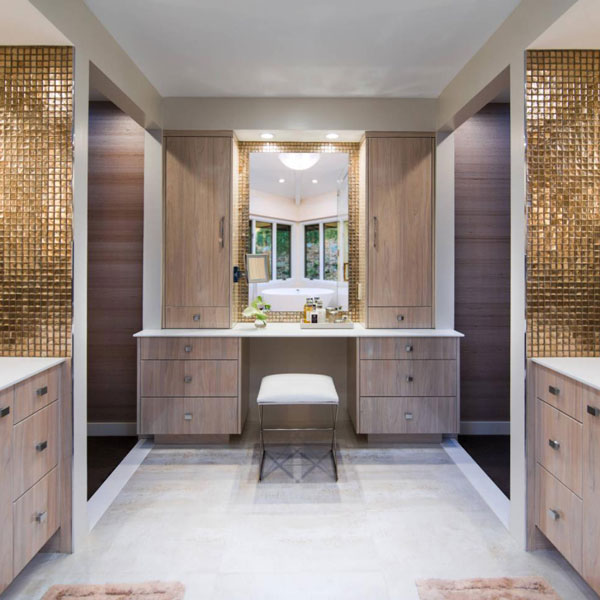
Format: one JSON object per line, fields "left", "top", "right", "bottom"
{"left": 455, "top": 103, "right": 510, "bottom": 422}
{"left": 88, "top": 101, "right": 144, "bottom": 423}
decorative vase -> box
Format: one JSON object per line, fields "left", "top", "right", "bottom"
{"left": 254, "top": 319, "right": 267, "bottom": 328}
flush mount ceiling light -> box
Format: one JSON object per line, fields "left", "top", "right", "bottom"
{"left": 261, "top": 132, "right": 274, "bottom": 140}
{"left": 326, "top": 132, "right": 339, "bottom": 140}
{"left": 312, "top": 179, "right": 318, "bottom": 184}
{"left": 278, "top": 153, "right": 320, "bottom": 171}
{"left": 278, "top": 178, "right": 285, "bottom": 183}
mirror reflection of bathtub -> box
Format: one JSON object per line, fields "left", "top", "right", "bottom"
{"left": 261, "top": 287, "right": 335, "bottom": 312}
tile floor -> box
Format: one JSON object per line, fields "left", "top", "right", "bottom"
{"left": 3, "top": 422, "right": 597, "bottom": 600}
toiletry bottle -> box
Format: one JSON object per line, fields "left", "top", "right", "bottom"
{"left": 311, "top": 302, "right": 319, "bottom": 324}
{"left": 316, "top": 300, "right": 326, "bottom": 324}
{"left": 303, "top": 298, "right": 313, "bottom": 323}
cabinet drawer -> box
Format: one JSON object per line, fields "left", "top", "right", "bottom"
{"left": 367, "top": 307, "right": 432, "bottom": 329}
{"left": 141, "top": 337, "right": 238, "bottom": 360}
{"left": 13, "top": 467, "right": 59, "bottom": 577}
{"left": 359, "top": 397, "right": 457, "bottom": 434}
{"left": 360, "top": 337, "right": 457, "bottom": 360}
{"left": 13, "top": 402, "right": 59, "bottom": 500}
{"left": 536, "top": 366, "right": 582, "bottom": 422}
{"left": 360, "top": 360, "right": 456, "bottom": 397}
{"left": 536, "top": 399, "right": 582, "bottom": 496}
{"left": 14, "top": 367, "right": 59, "bottom": 424}
{"left": 165, "top": 306, "right": 230, "bottom": 329}
{"left": 140, "top": 360, "right": 238, "bottom": 397}
{"left": 141, "top": 397, "right": 238, "bottom": 435}
{"left": 536, "top": 464, "right": 582, "bottom": 572}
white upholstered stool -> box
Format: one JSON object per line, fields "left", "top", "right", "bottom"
{"left": 256, "top": 373, "right": 339, "bottom": 481}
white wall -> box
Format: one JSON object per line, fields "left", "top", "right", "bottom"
{"left": 250, "top": 189, "right": 297, "bottom": 222}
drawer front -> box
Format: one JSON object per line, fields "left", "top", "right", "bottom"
{"left": 141, "top": 337, "right": 239, "bottom": 360}
{"left": 13, "top": 402, "right": 59, "bottom": 500}
{"left": 360, "top": 360, "right": 456, "bottom": 397}
{"left": 367, "top": 307, "right": 432, "bottom": 329}
{"left": 536, "top": 366, "right": 582, "bottom": 422}
{"left": 0, "top": 389, "right": 12, "bottom": 593}
{"left": 536, "top": 464, "right": 583, "bottom": 572}
{"left": 360, "top": 337, "right": 457, "bottom": 360}
{"left": 13, "top": 467, "right": 59, "bottom": 577}
{"left": 536, "top": 399, "right": 582, "bottom": 496}
{"left": 14, "top": 367, "right": 59, "bottom": 424}
{"left": 141, "top": 397, "right": 238, "bottom": 435}
{"left": 141, "top": 360, "right": 238, "bottom": 397}
{"left": 165, "top": 306, "right": 230, "bottom": 329}
{"left": 359, "top": 397, "right": 457, "bottom": 434}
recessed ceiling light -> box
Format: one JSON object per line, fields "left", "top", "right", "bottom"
{"left": 326, "top": 132, "right": 339, "bottom": 140}
{"left": 278, "top": 178, "right": 285, "bottom": 183}
{"left": 312, "top": 179, "right": 318, "bottom": 184}
{"left": 261, "top": 132, "right": 274, "bottom": 140}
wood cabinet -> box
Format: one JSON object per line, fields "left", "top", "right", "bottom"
{"left": 163, "top": 134, "right": 233, "bottom": 329}
{"left": 366, "top": 134, "right": 434, "bottom": 328}
{"left": 0, "top": 389, "right": 13, "bottom": 593}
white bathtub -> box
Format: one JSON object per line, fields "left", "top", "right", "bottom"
{"left": 261, "top": 287, "right": 335, "bottom": 312}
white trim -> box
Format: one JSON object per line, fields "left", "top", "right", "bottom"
{"left": 87, "top": 422, "right": 138, "bottom": 436}
{"left": 460, "top": 420, "right": 510, "bottom": 435}
{"left": 87, "top": 438, "right": 153, "bottom": 531}
{"left": 442, "top": 437, "right": 510, "bottom": 529}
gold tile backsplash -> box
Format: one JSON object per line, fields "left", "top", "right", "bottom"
{"left": 234, "top": 141, "right": 363, "bottom": 323}
{"left": 526, "top": 50, "right": 600, "bottom": 357}
{"left": 0, "top": 47, "right": 73, "bottom": 357}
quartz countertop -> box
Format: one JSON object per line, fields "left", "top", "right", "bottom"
{"left": 0, "top": 357, "right": 66, "bottom": 393}
{"left": 135, "top": 323, "right": 464, "bottom": 338}
{"left": 531, "top": 357, "right": 600, "bottom": 392}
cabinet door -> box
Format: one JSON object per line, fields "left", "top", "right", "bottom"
{"left": 583, "top": 389, "right": 600, "bottom": 594}
{"left": 0, "top": 388, "right": 13, "bottom": 593}
{"left": 164, "top": 136, "right": 231, "bottom": 326}
{"left": 367, "top": 136, "right": 433, "bottom": 324}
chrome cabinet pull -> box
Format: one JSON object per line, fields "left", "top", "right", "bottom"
{"left": 373, "top": 216, "right": 378, "bottom": 249}
{"left": 36, "top": 386, "right": 48, "bottom": 397}
{"left": 397, "top": 315, "right": 405, "bottom": 322}
{"left": 548, "top": 508, "right": 560, "bottom": 521}
{"left": 192, "top": 314, "right": 201, "bottom": 322}
{"left": 405, "top": 344, "right": 413, "bottom": 352}
{"left": 184, "top": 345, "right": 192, "bottom": 353}
{"left": 404, "top": 412, "right": 414, "bottom": 421}
{"left": 587, "top": 405, "right": 600, "bottom": 417}
{"left": 405, "top": 375, "right": 413, "bottom": 383}
{"left": 548, "top": 439, "right": 560, "bottom": 450}
{"left": 184, "top": 413, "right": 192, "bottom": 421}
{"left": 184, "top": 376, "right": 192, "bottom": 384}
{"left": 548, "top": 385, "right": 560, "bottom": 396}
{"left": 35, "top": 441, "right": 48, "bottom": 452}
{"left": 35, "top": 511, "right": 48, "bottom": 524}
{"left": 0, "top": 406, "right": 9, "bottom": 418}
{"left": 219, "top": 216, "right": 225, "bottom": 248}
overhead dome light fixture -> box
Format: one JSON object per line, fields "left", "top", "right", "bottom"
{"left": 312, "top": 179, "right": 318, "bottom": 184}
{"left": 278, "top": 153, "right": 320, "bottom": 171}
{"left": 278, "top": 178, "right": 285, "bottom": 183}
{"left": 326, "top": 132, "right": 339, "bottom": 140}
{"left": 261, "top": 132, "right": 274, "bottom": 140}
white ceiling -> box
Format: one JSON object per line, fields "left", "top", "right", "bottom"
{"left": 0, "top": 0, "right": 69, "bottom": 45}
{"left": 82, "top": 0, "right": 520, "bottom": 98}
{"left": 251, "top": 152, "right": 348, "bottom": 199}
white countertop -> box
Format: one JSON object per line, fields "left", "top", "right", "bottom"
{"left": 532, "top": 357, "right": 600, "bottom": 392}
{"left": 135, "top": 323, "right": 464, "bottom": 338}
{"left": 0, "top": 357, "right": 66, "bottom": 393}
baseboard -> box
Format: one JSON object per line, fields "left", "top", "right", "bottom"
{"left": 87, "top": 422, "right": 137, "bottom": 436}
{"left": 460, "top": 420, "right": 510, "bottom": 435}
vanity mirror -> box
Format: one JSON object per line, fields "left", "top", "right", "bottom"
{"left": 234, "top": 141, "right": 363, "bottom": 323}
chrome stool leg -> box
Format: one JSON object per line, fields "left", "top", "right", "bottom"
{"left": 258, "top": 404, "right": 266, "bottom": 481}
{"left": 331, "top": 404, "right": 339, "bottom": 481}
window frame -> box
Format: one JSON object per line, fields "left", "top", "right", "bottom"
{"left": 249, "top": 216, "right": 294, "bottom": 282}
{"left": 302, "top": 217, "right": 348, "bottom": 282}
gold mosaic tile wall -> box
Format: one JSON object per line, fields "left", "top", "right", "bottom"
{"left": 235, "top": 141, "right": 363, "bottom": 323}
{"left": 0, "top": 47, "right": 73, "bottom": 357}
{"left": 526, "top": 50, "right": 600, "bottom": 357}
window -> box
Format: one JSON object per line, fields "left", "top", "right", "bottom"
{"left": 303, "top": 219, "right": 348, "bottom": 281}
{"left": 304, "top": 223, "right": 320, "bottom": 279}
{"left": 323, "top": 222, "right": 338, "bottom": 281}
{"left": 250, "top": 218, "right": 292, "bottom": 280}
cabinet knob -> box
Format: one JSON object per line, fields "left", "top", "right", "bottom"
{"left": 405, "top": 375, "right": 413, "bottom": 383}
{"left": 404, "top": 412, "right": 414, "bottom": 421}
{"left": 184, "top": 376, "right": 192, "bottom": 383}
{"left": 184, "top": 413, "right": 193, "bottom": 421}
{"left": 587, "top": 405, "right": 600, "bottom": 417}
{"left": 184, "top": 345, "right": 192, "bottom": 353}
{"left": 36, "top": 386, "right": 48, "bottom": 397}
{"left": 35, "top": 441, "right": 48, "bottom": 452}
{"left": 0, "top": 406, "right": 9, "bottom": 418}
{"left": 548, "top": 385, "right": 560, "bottom": 396}
{"left": 397, "top": 315, "right": 405, "bottom": 322}
{"left": 548, "top": 439, "right": 560, "bottom": 450}
{"left": 192, "top": 314, "right": 201, "bottom": 322}
{"left": 405, "top": 344, "right": 413, "bottom": 352}
{"left": 548, "top": 508, "right": 560, "bottom": 521}
{"left": 35, "top": 511, "right": 48, "bottom": 524}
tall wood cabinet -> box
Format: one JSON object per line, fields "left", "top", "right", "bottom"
{"left": 366, "top": 134, "right": 434, "bottom": 328}
{"left": 163, "top": 133, "right": 233, "bottom": 328}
